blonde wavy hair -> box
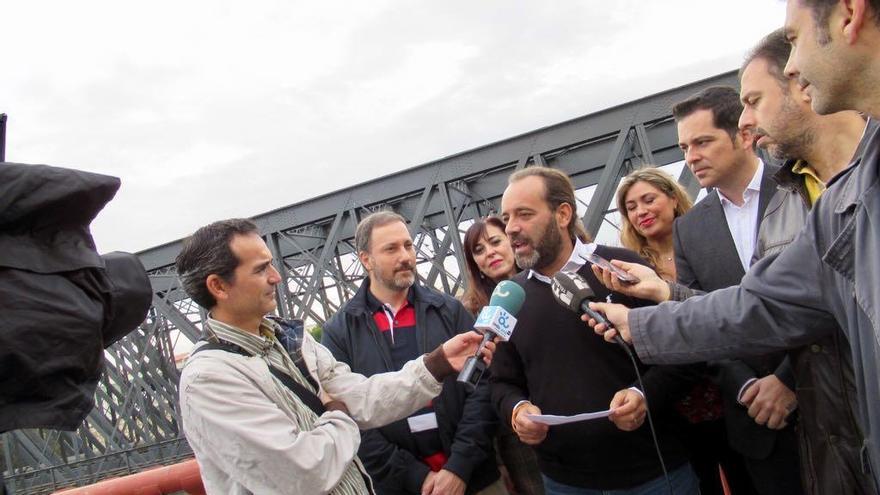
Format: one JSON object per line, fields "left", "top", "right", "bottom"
{"left": 616, "top": 167, "right": 693, "bottom": 277}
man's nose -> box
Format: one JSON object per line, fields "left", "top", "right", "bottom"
{"left": 268, "top": 264, "right": 282, "bottom": 284}
{"left": 400, "top": 246, "right": 416, "bottom": 262}
{"left": 505, "top": 219, "right": 519, "bottom": 236}
{"left": 739, "top": 106, "right": 756, "bottom": 132}
{"left": 685, "top": 148, "right": 700, "bottom": 166}
{"left": 784, "top": 50, "right": 799, "bottom": 80}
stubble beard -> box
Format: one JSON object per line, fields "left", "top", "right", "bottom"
{"left": 390, "top": 269, "right": 416, "bottom": 291}
{"left": 374, "top": 262, "right": 416, "bottom": 292}
{"left": 806, "top": 47, "right": 857, "bottom": 116}
{"left": 770, "top": 99, "right": 814, "bottom": 161}
{"left": 512, "top": 217, "right": 563, "bottom": 272}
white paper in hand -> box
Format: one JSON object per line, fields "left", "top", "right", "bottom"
{"left": 526, "top": 408, "right": 614, "bottom": 425}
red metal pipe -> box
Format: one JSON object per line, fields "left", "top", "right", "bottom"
{"left": 53, "top": 458, "right": 205, "bottom": 495}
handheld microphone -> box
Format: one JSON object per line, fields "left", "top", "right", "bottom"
{"left": 457, "top": 280, "right": 525, "bottom": 390}
{"left": 551, "top": 271, "right": 628, "bottom": 349}
{"left": 551, "top": 270, "right": 673, "bottom": 492}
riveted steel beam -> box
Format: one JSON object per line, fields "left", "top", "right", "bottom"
{"left": 4, "top": 72, "right": 742, "bottom": 493}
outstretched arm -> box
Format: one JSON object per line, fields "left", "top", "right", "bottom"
{"left": 313, "top": 331, "right": 495, "bottom": 428}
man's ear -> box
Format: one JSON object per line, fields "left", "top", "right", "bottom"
{"left": 206, "top": 274, "right": 228, "bottom": 303}
{"left": 841, "top": 0, "right": 867, "bottom": 45}
{"left": 556, "top": 201, "right": 573, "bottom": 231}
{"left": 358, "top": 251, "right": 372, "bottom": 273}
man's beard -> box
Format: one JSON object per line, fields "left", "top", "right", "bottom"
{"left": 512, "top": 216, "right": 564, "bottom": 271}
{"left": 373, "top": 261, "right": 416, "bottom": 291}
{"left": 770, "top": 126, "right": 815, "bottom": 162}
{"left": 764, "top": 99, "right": 814, "bottom": 161}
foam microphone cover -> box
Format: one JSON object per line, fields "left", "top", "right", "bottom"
{"left": 488, "top": 279, "right": 526, "bottom": 316}
{"left": 551, "top": 271, "right": 596, "bottom": 313}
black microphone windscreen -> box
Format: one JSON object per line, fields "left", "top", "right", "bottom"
{"left": 551, "top": 271, "right": 597, "bottom": 314}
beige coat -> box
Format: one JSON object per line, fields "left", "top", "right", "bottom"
{"left": 180, "top": 331, "right": 444, "bottom": 494}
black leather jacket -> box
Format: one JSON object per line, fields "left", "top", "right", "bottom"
{"left": 754, "top": 160, "right": 877, "bottom": 495}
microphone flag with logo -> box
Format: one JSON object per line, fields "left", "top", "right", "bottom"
{"left": 551, "top": 271, "right": 597, "bottom": 314}
{"left": 457, "top": 280, "right": 525, "bottom": 389}
{"left": 474, "top": 280, "right": 526, "bottom": 341}
{"left": 551, "top": 271, "right": 627, "bottom": 348}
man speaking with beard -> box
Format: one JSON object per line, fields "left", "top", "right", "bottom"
{"left": 323, "top": 211, "right": 504, "bottom": 495}
{"left": 491, "top": 167, "right": 700, "bottom": 493}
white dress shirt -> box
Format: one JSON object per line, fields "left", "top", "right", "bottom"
{"left": 718, "top": 159, "right": 765, "bottom": 272}
{"left": 716, "top": 160, "right": 776, "bottom": 402}
{"left": 527, "top": 237, "right": 598, "bottom": 285}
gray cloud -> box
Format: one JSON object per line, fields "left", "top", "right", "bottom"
{"left": 1, "top": 0, "right": 786, "bottom": 253}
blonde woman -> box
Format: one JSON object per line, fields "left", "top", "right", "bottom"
{"left": 616, "top": 167, "right": 692, "bottom": 280}
{"left": 616, "top": 168, "right": 741, "bottom": 495}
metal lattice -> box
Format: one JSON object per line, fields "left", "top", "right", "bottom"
{"left": 1, "top": 71, "right": 738, "bottom": 494}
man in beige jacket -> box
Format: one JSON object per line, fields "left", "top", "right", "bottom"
{"left": 176, "top": 218, "right": 495, "bottom": 495}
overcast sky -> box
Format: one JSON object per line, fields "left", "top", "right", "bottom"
{"left": 2, "top": 1, "right": 787, "bottom": 253}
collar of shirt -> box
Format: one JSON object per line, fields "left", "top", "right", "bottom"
{"left": 791, "top": 159, "right": 820, "bottom": 180}
{"left": 204, "top": 315, "right": 317, "bottom": 393}
{"left": 204, "top": 315, "right": 279, "bottom": 357}
{"left": 792, "top": 159, "right": 827, "bottom": 205}
{"left": 718, "top": 159, "right": 764, "bottom": 209}
{"left": 527, "top": 237, "right": 597, "bottom": 285}
{"left": 365, "top": 285, "right": 415, "bottom": 315}
{"left": 791, "top": 160, "right": 819, "bottom": 179}
{"left": 366, "top": 286, "right": 415, "bottom": 345}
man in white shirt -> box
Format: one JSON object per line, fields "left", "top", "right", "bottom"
{"left": 670, "top": 86, "right": 802, "bottom": 495}
{"left": 175, "top": 218, "right": 495, "bottom": 495}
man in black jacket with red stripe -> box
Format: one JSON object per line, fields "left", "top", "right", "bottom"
{"left": 491, "top": 167, "right": 700, "bottom": 494}
{"left": 323, "top": 211, "right": 503, "bottom": 495}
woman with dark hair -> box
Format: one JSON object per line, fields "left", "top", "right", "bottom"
{"left": 460, "top": 216, "right": 543, "bottom": 495}
{"left": 460, "top": 216, "right": 517, "bottom": 314}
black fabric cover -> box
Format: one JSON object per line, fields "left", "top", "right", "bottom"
{"left": 101, "top": 251, "right": 152, "bottom": 347}
{"left": 0, "top": 162, "right": 152, "bottom": 432}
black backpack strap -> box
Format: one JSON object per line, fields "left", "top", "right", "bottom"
{"left": 271, "top": 317, "right": 322, "bottom": 393}
{"left": 191, "top": 341, "right": 250, "bottom": 357}
{"left": 265, "top": 367, "right": 326, "bottom": 416}
{"left": 191, "top": 340, "right": 326, "bottom": 416}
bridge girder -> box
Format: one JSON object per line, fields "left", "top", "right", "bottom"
{"left": 2, "top": 71, "right": 738, "bottom": 494}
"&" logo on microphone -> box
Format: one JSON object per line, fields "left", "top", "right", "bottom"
{"left": 551, "top": 281, "right": 572, "bottom": 306}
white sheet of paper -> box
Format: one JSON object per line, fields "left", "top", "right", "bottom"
{"left": 407, "top": 412, "right": 438, "bottom": 433}
{"left": 526, "top": 408, "right": 614, "bottom": 425}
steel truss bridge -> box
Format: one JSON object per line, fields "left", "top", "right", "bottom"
{"left": 2, "top": 71, "right": 737, "bottom": 494}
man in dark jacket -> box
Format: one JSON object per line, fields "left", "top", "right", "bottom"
{"left": 322, "top": 211, "right": 503, "bottom": 495}
{"left": 589, "top": 0, "right": 880, "bottom": 486}
{"left": 739, "top": 28, "right": 876, "bottom": 494}
{"left": 671, "top": 86, "right": 802, "bottom": 495}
